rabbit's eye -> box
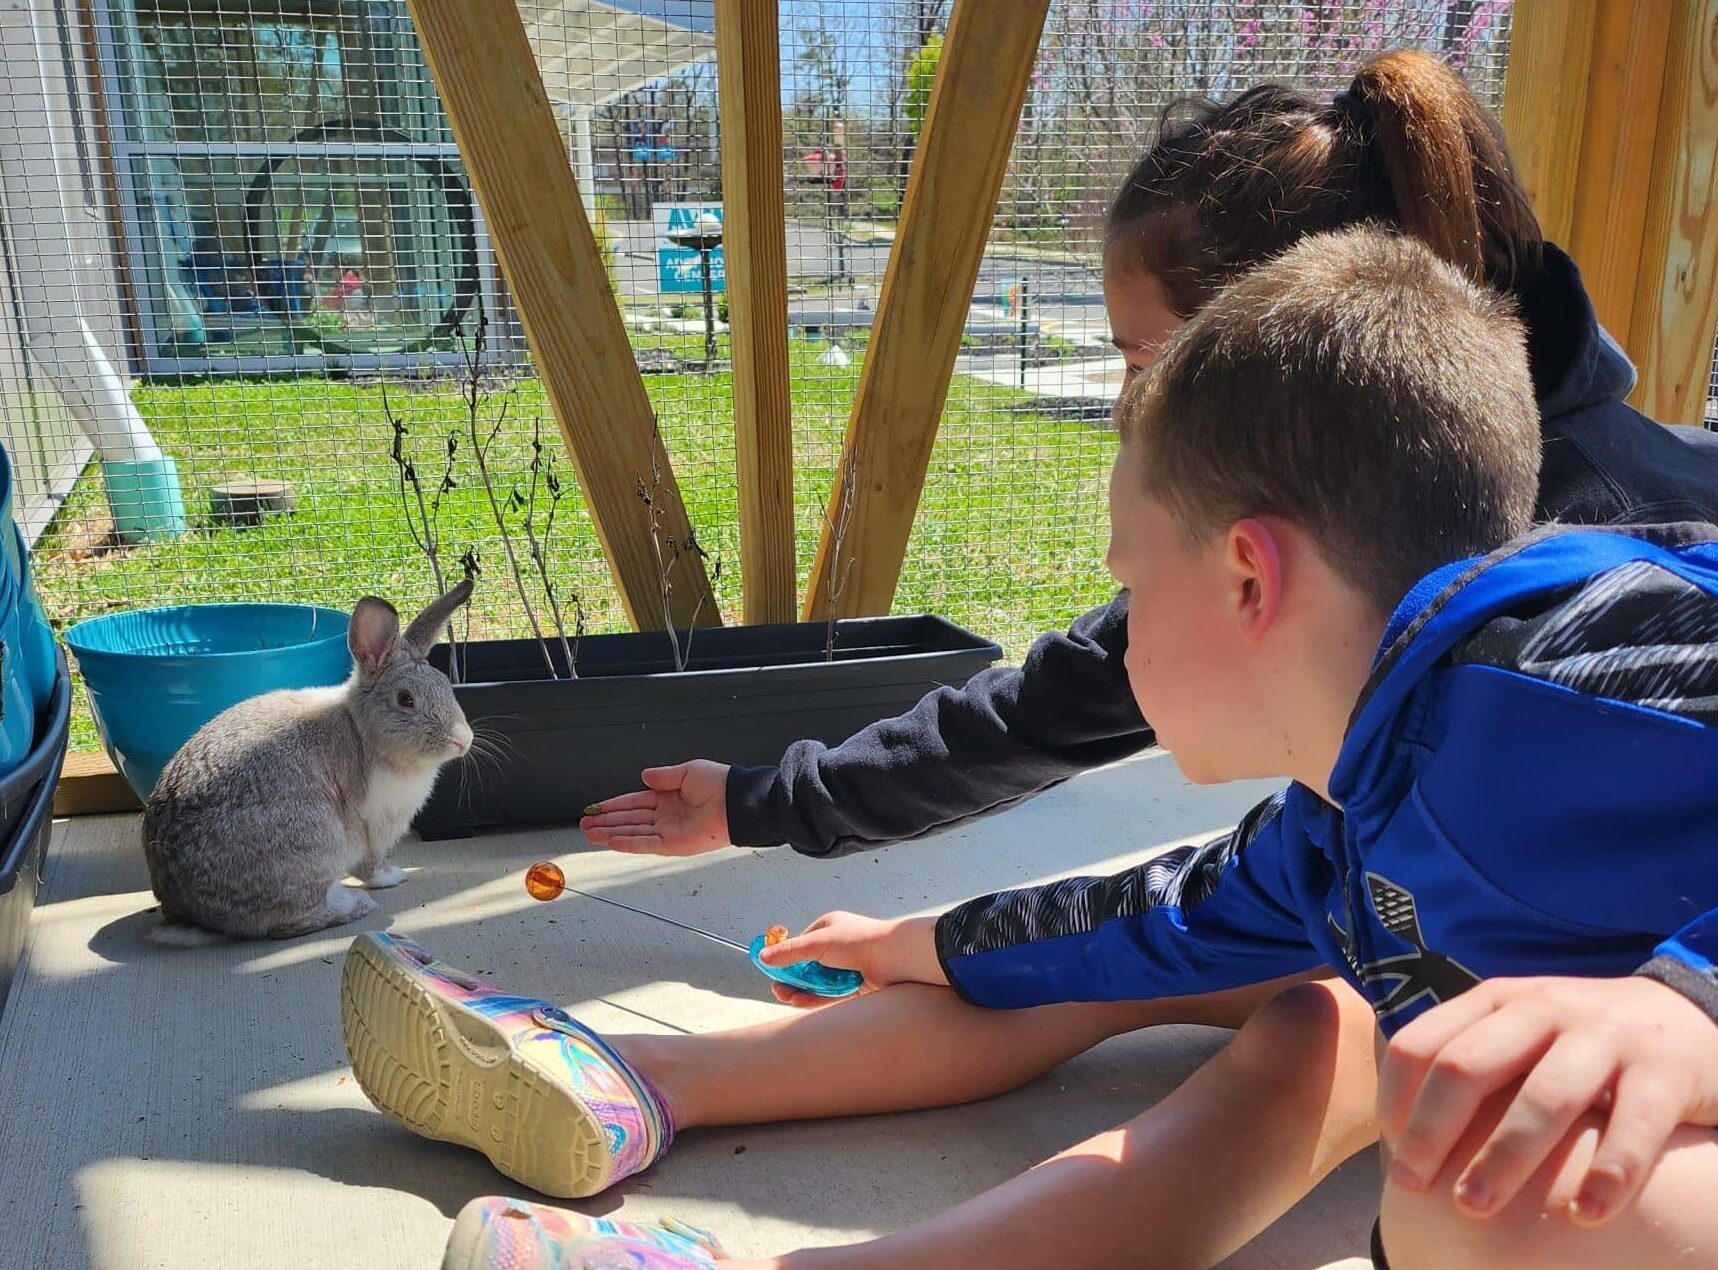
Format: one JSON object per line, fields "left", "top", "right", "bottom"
{"left": 396, "top": 690, "right": 416, "bottom": 709}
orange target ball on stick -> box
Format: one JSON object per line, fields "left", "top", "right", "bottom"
{"left": 525, "top": 860, "right": 566, "bottom": 901}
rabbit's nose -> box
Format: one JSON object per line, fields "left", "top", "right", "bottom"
{"left": 450, "top": 721, "right": 474, "bottom": 755}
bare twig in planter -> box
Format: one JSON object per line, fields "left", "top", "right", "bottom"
{"left": 458, "top": 546, "right": 480, "bottom": 674}
{"left": 822, "top": 452, "right": 859, "bottom": 662}
{"left": 637, "top": 442, "right": 675, "bottom": 655}
{"left": 515, "top": 415, "right": 578, "bottom": 676}
{"left": 434, "top": 430, "right": 464, "bottom": 679}
{"left": 635, "top": 419, "right": 721, "bottom": 673}
{"left": 549, "top": 460, "right": 590, "bottom": 677}
{"left": 384, "top": 383, "right": 464, "bottom": 681}
{"left": 542, "top": 445, "right": 588, "bottom": 671}
{"left": 678, "top": 529, "right": 722, "bottom": 669}
{"left": 459, "top": 313, "right": 557, "bottom": 679}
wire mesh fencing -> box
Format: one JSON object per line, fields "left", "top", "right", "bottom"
{"left": 1, "top": 0, "right": 1520, "bottom": 751}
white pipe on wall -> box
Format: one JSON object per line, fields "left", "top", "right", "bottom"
{"left": 573, "top": 105, "right": 597, "bottom": 223}
{"left": 0, "top": 0, "right": 183, "bottom": 538}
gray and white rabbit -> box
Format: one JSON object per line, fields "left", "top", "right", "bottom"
{"left": 142, "top": 581, "right": 474, "bottom": 945}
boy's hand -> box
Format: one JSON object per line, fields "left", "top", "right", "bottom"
{"left": 580, "top": 761, "right": 731, "bottom": 856}
{"left": 1378, "top": 975, "right": 1718, "bottom": 1226}
{"left": 758, "top": 912, "right": 947, "bottom": 1008}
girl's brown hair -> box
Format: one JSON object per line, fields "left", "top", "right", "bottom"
{"left": 1106, "top": 50, "right": 1542, "bottom": 317}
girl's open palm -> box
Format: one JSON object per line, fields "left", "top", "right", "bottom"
{"left": 580, "top": 760, "right": 732, "bottom": 856}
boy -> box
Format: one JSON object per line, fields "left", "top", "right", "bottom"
{"left": 344, "top": 228, "right": 1718, "bottom": 1269}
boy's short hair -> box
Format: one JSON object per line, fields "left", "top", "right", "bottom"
{"left": 1119, "top": 225, "right": 1540, "bottom": 612}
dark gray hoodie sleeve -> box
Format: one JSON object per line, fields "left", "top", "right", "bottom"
{"left": 725, "top": 591, "right": 1155, "bottom": 857}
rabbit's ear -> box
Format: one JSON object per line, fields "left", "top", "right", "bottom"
{"left": 350, "top": 597, "right": 401, "bottom": 679}
{"left": 403, "top": 576, "right": 473, "bottom": 655}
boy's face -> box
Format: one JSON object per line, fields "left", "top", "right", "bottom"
{"left": 1106, "top": 439, "right": 1255, "bottom": 784}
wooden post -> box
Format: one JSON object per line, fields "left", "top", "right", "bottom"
{"left": 1565, "top": 1, "right": 1674, "bottom": 345}
{"left": 1629, "top": 0, "right": 1718, "bottom": 424}
{"left": 715, "top": 0, "right": 795, "bottom": 625}
{"left": 802, "top": 0, "right": 1050, "bottom": 620}
{"left": 1501, "top": 0, "right": 1597, "bottom": 247}
{"left": 404, "top": 0, "right": 717, "bottom": 630}
{"left": 1503, "top": 0, "right": 1718, "bottom": 426}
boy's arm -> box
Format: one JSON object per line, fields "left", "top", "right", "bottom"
{"left": 727, "top": 592, "right": 1155, "bottom": 858}
{"left": 1379, "top": 973, "right": 1718, "bottom": 1226}
{"left": 934, "top": 790, "right": 1327, "bottom": 1007}
{"left": 1638, "top": 918, "right": 1718, "bottom": 1025}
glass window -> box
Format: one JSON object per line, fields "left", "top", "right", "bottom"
{"left": 103, "top": 0, "right": 482, "bottom": 369}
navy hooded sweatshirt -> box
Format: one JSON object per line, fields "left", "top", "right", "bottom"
{"left": 727, "top": 245, "right": 1718, "bottom": 861}
{"left": 934, "top": 524, "right": 1718, "bottom": 1034}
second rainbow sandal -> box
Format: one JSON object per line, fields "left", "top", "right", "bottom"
{"left": 440, "top": 1197, "right": 723, "bottom": 1270}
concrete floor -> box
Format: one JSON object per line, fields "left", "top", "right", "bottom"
{"left": 0, "top": 752, "right": 1376, "bottom": 1269}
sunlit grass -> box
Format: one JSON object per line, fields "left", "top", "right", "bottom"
{"left": 38, "top": 341, "right": 1117, "bottom": 750}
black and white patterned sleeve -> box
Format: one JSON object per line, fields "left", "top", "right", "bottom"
{"left": 934, "top": 791, "right": 1324, "bottom": 1010}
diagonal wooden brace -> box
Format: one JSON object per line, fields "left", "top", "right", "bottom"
{"left": 802, "top": 0, "right": 1050, "bottom": 621}
{"left": 406, "top": 0, "right": 717, "bottom": 631}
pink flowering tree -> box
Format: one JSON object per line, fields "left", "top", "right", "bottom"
{"left": 999, "top": 0, "right": 1511, "bottom": 248}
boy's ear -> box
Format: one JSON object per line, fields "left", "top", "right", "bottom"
{"left": 1226, "top": 518, "right": 1283, "bottom": 639}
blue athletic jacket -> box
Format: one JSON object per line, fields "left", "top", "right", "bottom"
{"left": 935, "top": 525, "right": 1718, "bottom": 1036}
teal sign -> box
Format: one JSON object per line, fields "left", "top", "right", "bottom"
{"left": 652, "top": 203, "right": 726, "bottom": 295}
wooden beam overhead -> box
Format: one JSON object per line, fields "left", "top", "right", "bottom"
{"left": 803, "top": 0, "right": 1050, "bottom": 620}
{"left": 715, "top": 0, "right": 796, "bottom": 625}
{"left": 405, "top": 0, "right": 717, "bottom": 631}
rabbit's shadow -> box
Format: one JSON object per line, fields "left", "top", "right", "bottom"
{"left": 88, "top": 897, "right": 397, "bottom": 967}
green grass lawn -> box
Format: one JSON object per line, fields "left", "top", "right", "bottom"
{"left": 37, "top": 339, "right": 1118, "bottom": 751}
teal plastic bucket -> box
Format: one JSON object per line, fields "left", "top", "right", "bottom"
{"left": 11, "top": 525, "right": 54, "bottom": 716}
{"left": 0, "top": 441, "right": 55, "bottom": 754}
{"left": 0, "top": 583, "right": 35, "bottom": 782}
{"left": 63, "top": 603, "right": 352, "bottom": 800}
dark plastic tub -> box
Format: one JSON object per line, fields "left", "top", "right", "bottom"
{"left": 414, "top": 615, "right": 1003, "bottom": 841}
{"left": 0, "top": 651, "right": 72, "bottom": 1019}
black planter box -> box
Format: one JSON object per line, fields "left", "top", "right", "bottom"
{"left": 414, "top": 615, "right": 1002, "bottom": 841}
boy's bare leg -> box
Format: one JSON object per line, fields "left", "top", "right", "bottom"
{"left": 628, "top": 981, "right": 1381, "bottom": 1270}
{"left": 611, "top": 974, "right": 1317, "bottom": 1128}
{"left": 1379, "top": 1095, "right": 1718, "bottom": 1269}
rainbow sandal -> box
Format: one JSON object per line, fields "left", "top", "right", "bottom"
{"left": 341, "top": 932, "right": 674, "bottom": 1198}
{"left": 441, "top": 1197, "right": 723, "bottom": 1270}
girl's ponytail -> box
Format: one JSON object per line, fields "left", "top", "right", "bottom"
{"left": 1107, "top": 49, "right": 1542, "bottom": 313}
{"left": 1348, "top": 50, "right": 1540, "bottom": 289}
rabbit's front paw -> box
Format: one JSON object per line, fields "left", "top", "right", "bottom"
{"left": 361, "top": 863, "right": 408, "bottom": 889}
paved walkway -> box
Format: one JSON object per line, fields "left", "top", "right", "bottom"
{"left": 0, "top": 752, "right": 1375, "bottom": 1268}
{"left": 956, "top": 348, "right": 1126, "bottom": 409}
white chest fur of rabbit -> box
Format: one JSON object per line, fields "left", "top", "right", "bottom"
{"left": 141, "top": 581, "right": 473, "bottom": 944}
